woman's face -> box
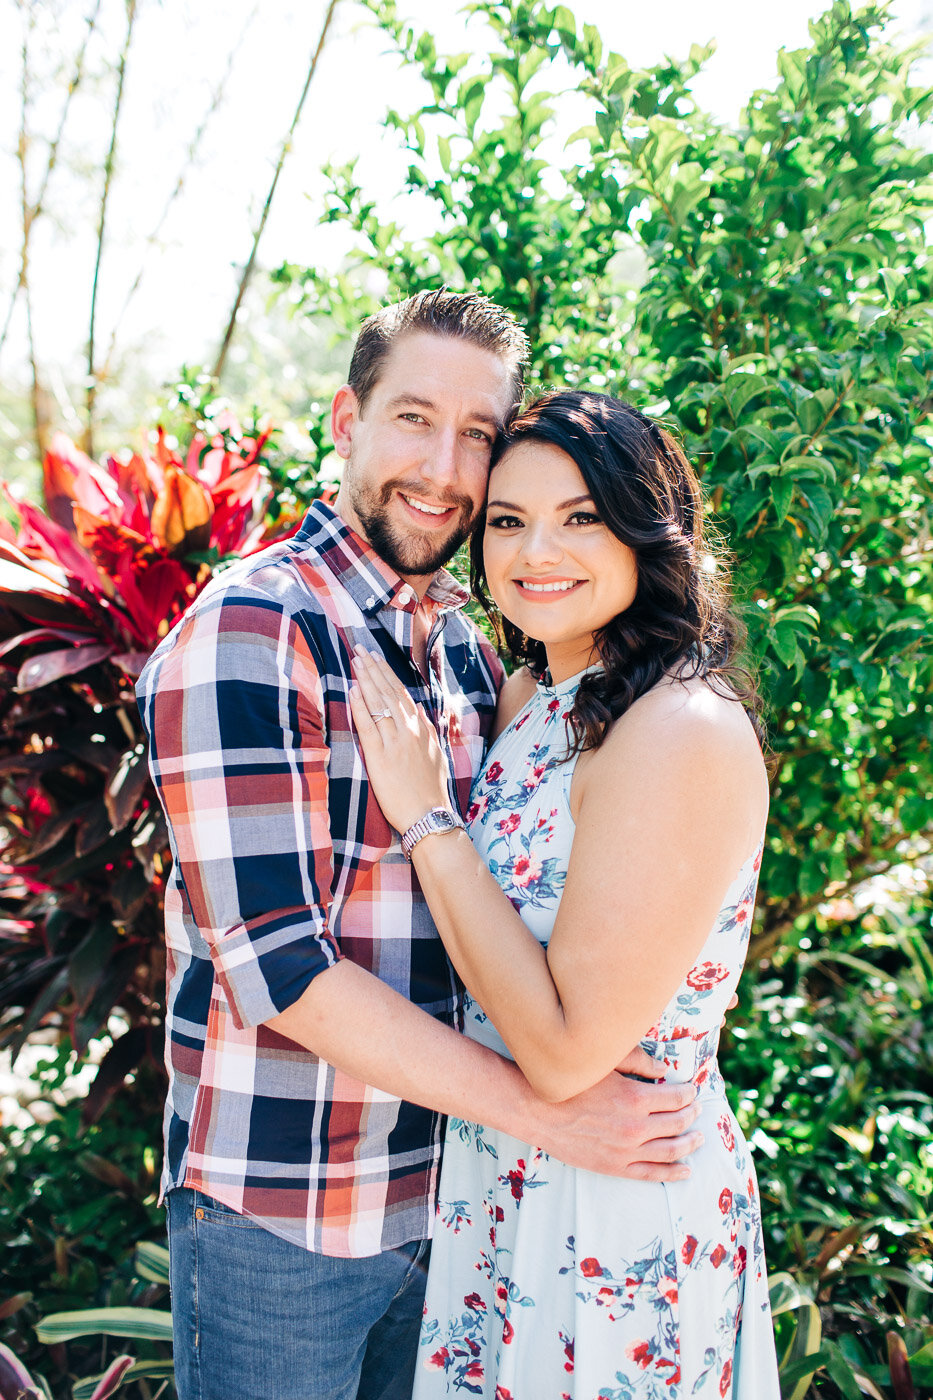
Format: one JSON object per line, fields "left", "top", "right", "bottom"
{"left": 483, "top": 440, "right": 638, "bottom": 683}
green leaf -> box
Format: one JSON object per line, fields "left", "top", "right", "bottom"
{"left": 135, "top": 1241, "right": 170, "bottom": 1285}
{"left": 771, "top": 477, "right": 795, "bottom": 524}
{"left": 35, "top": 1307, "right": 173, "bottom": 1345}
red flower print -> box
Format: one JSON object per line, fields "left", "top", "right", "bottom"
{"left": 735, "top": 905, "right": 748, "bottom": 923}
{"left": 709, "top": 1243, "right": 728, "bottom": 1268}
{"left": 753, "top": 850, "right": 761, "bottom": 871}
{"left": 498, "top": 811, "right": 521, "bottom": 833}
{"left": 522, "top": 762, "right": 546, "bottom": 790}
{"left": 464, "top": 1292, "right": 486, "bottom": 1311}
{"left": 495, "top": 1388, "right": 513, "bottom": 1400}
{"left": 656, "top": 1275, "right": 678, "bottom": 1305}
{"left": 597, "top": 1286, "right": 614, "bottom": 1303}
{"left": 514, "top": 711, "right": 530, "bottom": 730}
{"left": 464, "top": 1361, "right": 484, "bottom": 1380}
{"left": 719, "top": 1359, "right": 733, "bottom": 1396}
{"left": 495, "top": 1206, "right": 505, "bottom": 1222}
{"left": 502, "top": 1318, "right": 514, "bottom": 1344}
{"left": 426, "top": 1347, "right": 450, "bottom": 1371}
{"left": 719, "top": 1188, "right": 733, "bottom": 1214}
{"left": 626, "top": 1339, "right": 653, "bottom": 1369}
{"left": 733, "top": 1245, "right": 747, "bottom": 1277}
{"left": 717, "top": 1115, "right": 736, "bottom": 1152}
{"left": 512, "top": 853, "right": 542, "bottom": 888}
{"left": 485, "top": 760, "right": 503, "bottom": 783}
{"left": 466, "top": 802, "right": 480, "bottom": 822}
{"left": 686, "top": 961, "right": 730, "bottom": 991}
{"left": 682, "top": 1235, "right": 698, "bottom": 1265}
{"left": 747, "top": 1174, "right": 756, "bottom": 1198}
{"left": 506, "top": 1160, "right": 526, "bottom": 1199}
{"left": 560, "top": 1329, "right": 574, "bottom": 1372}
{"left": 547, "top": 696, "right": 561, "bottom": 713}
{"left": 495, "top": 1280, "right": 509, "bottom": 1306}
{"left": 579, "top": 1256, "right": 603, "bottom": 1277}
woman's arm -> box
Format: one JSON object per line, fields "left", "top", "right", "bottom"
{"left": 350, "top": 650, "right": 768, "bottom": 1102}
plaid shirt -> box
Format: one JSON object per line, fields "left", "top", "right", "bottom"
{"left": 136, "top": 500, "right": 502, "bottom": 1257}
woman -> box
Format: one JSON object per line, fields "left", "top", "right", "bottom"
{"left": 349, "top": 391, "right": 780, "bottom": 1399}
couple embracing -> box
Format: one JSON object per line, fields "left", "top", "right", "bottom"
{"left": 137, "top": 289, "right": 781, "bottom": 1400}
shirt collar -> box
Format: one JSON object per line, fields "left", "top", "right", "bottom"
{"left": 294, "top": 498, "right": 470, "bottom": 617}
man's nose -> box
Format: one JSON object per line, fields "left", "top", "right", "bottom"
{"left": 420, "top": 429, "right": 459, "bottom": 490}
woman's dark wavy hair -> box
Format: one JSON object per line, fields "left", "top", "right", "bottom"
{"left": 469, "top": 390, "right": 766, "bottom": 754}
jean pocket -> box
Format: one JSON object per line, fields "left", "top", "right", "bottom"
{"left": 193, "top": 1193, "right": 264, "bottom": 1228}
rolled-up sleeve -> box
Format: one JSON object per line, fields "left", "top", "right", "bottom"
{"left": 137, "top": 586, "right": 343, "bottom": 1029}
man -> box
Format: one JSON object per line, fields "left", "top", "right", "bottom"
{"left": 136, "top": 290, "right": 702, "bottom": 1400}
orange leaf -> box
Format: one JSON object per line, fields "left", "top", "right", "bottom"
{"left": 150, "top": 466, "right": 213, "bottom": 556}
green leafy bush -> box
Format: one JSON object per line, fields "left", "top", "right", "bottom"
{"left": 0, "top": 1041, "right": 167, "bottom": 1394}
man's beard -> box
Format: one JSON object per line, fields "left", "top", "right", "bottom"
{"left": 350, "top": 479, "right": 477, "bottom": 577}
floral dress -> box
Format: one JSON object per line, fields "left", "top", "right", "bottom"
{"left": 414, "top": 669, "right": 781, "bottom": 1400}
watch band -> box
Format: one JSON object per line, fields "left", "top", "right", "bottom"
{"left": 401, "top": 806, "right": 465, "bottom": 862}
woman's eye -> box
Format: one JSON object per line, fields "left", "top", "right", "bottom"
{"left": 568, "top": 511, "right": 601, "bottom": 526}
{"left": 486, "top": 514, "right": 523, "bottom": 529}
{"left": 465, "top": 428, "right": 492, "bottom": 444}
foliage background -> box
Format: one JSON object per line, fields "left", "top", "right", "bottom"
{"left": 1, "top": 2, "right": 931, "bottom": 1398}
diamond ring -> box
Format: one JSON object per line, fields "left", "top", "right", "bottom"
{"left": 371, "top": 709, "right": 392, "bottom": 722}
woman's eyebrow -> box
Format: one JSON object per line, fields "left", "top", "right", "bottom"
{"left": 486, "top": 495, "right": 595, "bottom": 511}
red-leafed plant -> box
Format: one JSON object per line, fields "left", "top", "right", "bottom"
{"left": 0, "top": 419, "right": 306, "bottom": 1117}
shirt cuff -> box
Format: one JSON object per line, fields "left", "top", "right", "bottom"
{"left": 208, "top": 905, "right": 343, "bottom": 1030}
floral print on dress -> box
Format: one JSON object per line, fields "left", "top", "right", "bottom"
{"left": 413, "top": 671, "right": 780, "bottom": 1400}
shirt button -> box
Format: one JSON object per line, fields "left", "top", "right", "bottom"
{"left": 365, "top": 595, "right": 376, "bottom": 609}
{"left": 397, "top": 586, "right": 414, "bottom": 607}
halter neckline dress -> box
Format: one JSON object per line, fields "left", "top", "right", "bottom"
{"left": 413, "top": 667, "right": 780, "bottom": 1400}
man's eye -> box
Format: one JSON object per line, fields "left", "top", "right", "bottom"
{"left": 465, "top": 428, "right": 492, "bottom": 444}
{"left": 400, "top": 412, "right": 426, "bottom": 424}
{"left": 486, "top": 514, "right": 523, "bottom": 529}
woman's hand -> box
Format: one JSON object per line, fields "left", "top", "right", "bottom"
{"left": 349, "top": 647, "right": 453, "bottom": 833}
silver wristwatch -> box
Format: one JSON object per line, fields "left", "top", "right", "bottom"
{"left": 401, "top": 806, "right": 465, "bottom": 862}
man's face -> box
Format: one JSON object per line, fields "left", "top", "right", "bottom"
{"left": 332, "top": 331, "right": 518, "bottom": 582}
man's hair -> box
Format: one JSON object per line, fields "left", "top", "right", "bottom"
{"left": 347, "top": 287, "right": 529, "bottom": 414}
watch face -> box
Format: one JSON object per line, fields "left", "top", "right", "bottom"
{"left": 432, "top": 810, "right": 456, "bottom": 830}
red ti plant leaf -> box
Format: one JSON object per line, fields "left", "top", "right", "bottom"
{"left": 17, "top": 643, "right": 113, "bottom": 693}
{"left": 43, "top": 431, "right": 123, "bottom": 534}
{"left": 0, "top": 625, "right": 95, "bottom": 659}
{"left": 4, "top": 488, "right": 108, "bottom": 596}
{"left": 150, "top": 465, "right": 213, "bottom": 557}
{"left": 114, "top": 552, "right": 194, "bottom": 646}
{"left": 105, "top": 744, "right": 150, "bottom": 832}
{"left": 73, "top": 505, "right": 150, "bottom": 576}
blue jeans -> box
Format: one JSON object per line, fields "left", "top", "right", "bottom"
{"left": 166, "top": 1188, "right": 429, "bottom": 1400}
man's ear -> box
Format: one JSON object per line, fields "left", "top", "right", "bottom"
{"left": 331, "top": 385, "right": 359, "bottom": 460}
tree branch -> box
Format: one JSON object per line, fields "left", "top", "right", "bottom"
{"left": 213, "top": 0, "right": 341, "bottom": 383}
{"left": 85, "top": 0, "right": 138, "bottom": 459}
{"left": 102, "top": 2, "right": 260, "bottom": 377}
{"left": 0, "top": 0, "right": 103, "bottom": 360}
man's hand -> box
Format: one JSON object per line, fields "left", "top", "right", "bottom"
{"left": 524, "top": 1069, "right": 703, "bottom": 1181}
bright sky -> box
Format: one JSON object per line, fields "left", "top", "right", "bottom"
{"left": 0, "top": 0, "right": 929, "bottom": 451}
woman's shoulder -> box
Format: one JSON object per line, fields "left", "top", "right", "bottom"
{"left": 491, "top": 665, "right": 538, "bottom": 740}
{"left": 574, "top": 674, "right": 769, "bottom": 824}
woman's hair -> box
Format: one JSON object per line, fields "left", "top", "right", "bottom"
{"left": 469, "top": 389, "right": 765, "bottom": 754}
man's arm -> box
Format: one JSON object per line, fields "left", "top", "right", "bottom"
{"left": 269, "top": 960, "right": 702, "bottom": 1181}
